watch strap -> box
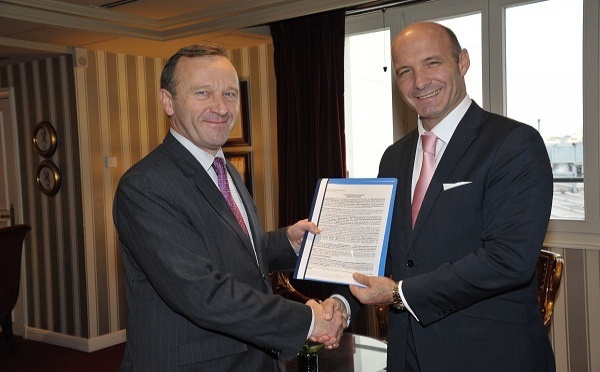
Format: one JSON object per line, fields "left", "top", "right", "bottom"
{"left": 392, "top": 283, "right": 406, "bottom": 310}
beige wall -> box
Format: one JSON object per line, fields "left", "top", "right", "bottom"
{"left": 74, "top": 50, "right": 168, "bottom": 341}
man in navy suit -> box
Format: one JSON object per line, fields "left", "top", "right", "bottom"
{"left": 348, "top": 22, "right": 555, "bottom": 371}
{"left": 113, "top": 43, "right": 348, "bottom": 371}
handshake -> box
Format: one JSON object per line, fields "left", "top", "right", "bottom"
{"left": 305, "top": 297, "right": 349, "bottom": 350}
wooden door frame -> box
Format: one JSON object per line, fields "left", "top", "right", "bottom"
{"left": 0, "top": 87, "right": 27, "bottom": 338}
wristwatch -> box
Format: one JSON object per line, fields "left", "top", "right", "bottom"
{"left": 392, "top": 283, "right": 406, "bottom": 310}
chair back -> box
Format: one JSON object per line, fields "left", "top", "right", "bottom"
{"left": 536, "top": 249, "right": 564, "bottom": 328}
{"left": 0, "top": 224, "right": 31, "bottom": 318}
{"left": 269, "top": 271, "right": 313, "bottom": 303}
{"left": 375, "top": 304, "right": 389, "bottom": 341}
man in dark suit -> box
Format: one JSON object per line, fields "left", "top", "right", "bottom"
{"left": 347, "top": 22, "right": 555, "bottom": 371}
{"left": 113, "top": 43, "right": 347, "bottom": 371}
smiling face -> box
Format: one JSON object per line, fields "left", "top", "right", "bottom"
{"left": 160, "top": 55, "right": 239, "bottom": 155}
{"left": 392, "top": 22, "right": 470, "bottom": 131}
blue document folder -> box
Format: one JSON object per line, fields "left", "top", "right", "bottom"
{"left": 294, "top": 178, "right": 397, "bottom": 286}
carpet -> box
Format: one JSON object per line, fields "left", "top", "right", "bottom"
{"left": 0, "top": 335, "right": 124, "bottom": 372}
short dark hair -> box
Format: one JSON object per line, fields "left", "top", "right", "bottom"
{"left": 160, "top": 43, "right": 228, "bottom": 95}
{"left": 440, "top": 24, "right": 463, "bottom": 62}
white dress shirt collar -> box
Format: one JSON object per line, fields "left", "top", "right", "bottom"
{"left": 170, "top": 128, "right": 225, "bottom": 170}
{"left": 411, "top": 95, "right": 472, "bottom": 199}
{"left": 417, "top": 95, "right": 472, "bottom": 145}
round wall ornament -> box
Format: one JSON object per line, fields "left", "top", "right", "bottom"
{"left": 36, "top": 160, "right": 61, "bottom": 196}
{"left": 32, "top": 121, "right": 58, "bottom": 157}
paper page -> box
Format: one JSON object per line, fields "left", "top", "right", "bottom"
{"left": 295, "top": 178, "right": 397, "bottom": 286}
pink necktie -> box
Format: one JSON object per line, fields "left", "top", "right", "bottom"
{"left": 213, "top": 157, "right": 249, "bottom": 236}
{"left": 412, "top": 133, "right": 438, "bottom": 228}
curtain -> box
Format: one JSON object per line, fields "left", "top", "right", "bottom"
{"left": 271, "top": 9, "right": 347, "bottom": 228}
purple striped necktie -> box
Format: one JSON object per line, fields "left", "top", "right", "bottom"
{"left": 212, "top": 157, "right": 249, "bottom": 236}
{"left": 412, "top": 133, "right": 438, "bottom": 228}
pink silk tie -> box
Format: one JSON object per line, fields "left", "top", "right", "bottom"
{"left": 213, "top": 157, "right": 249, "bottom": 236}
{"left": 412, "top": 133, "right": 438, "bottom": 228}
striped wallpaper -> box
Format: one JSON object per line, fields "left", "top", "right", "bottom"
{"left": 548, "top": 247, "right": 600, "bottom": 371}
{"left": 1, "top": 45, "right": 599, "bottom": 371}
{"left": 74, "top": 50, "right": 169, "bottom": 340}
{"left": 0, "top": 56, "right": 87, "bottom": 338}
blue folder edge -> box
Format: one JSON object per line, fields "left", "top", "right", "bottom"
{"left": 293, "top": 178, "right": 398, "bottom": 286}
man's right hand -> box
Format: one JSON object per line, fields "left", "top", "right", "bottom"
{"left": 306, "top": 299, "right": 346, "bottom": 350}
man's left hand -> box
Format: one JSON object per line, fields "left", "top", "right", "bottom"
{"left": 350, "top": 273, "right": 396, "bottom": 305}
{"left": 286, "top": 219, "right": 320, "bottom": 250}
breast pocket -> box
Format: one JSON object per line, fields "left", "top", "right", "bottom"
{"left": 429, "top": 180, "right": 482, "bottom": 231}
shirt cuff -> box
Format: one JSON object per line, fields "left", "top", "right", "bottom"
{"left": 330, "top": 294, "right": 352, "bottom": 327}
{"left": 307, "top": 308, "right": 315, "bottom": 339}
{"left": 291, "top": 243, "right": 300, "bottom": 256}
{"left": 398, "top": 280, "right": 419, "bottom": 322}
{"left": 286, "top": 228, "right": 301, "bottom": 255}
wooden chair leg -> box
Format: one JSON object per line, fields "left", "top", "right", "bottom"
{"left": 1, "top": 313, "right": 16, "bottom": 352}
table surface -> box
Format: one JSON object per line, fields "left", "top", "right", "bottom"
{"left": 285, "top": 333, "right": 387, "bottom": 372}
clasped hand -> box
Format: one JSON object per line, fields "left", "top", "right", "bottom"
{"left": 306, "top": 298, "right": 348, "bottom": 350}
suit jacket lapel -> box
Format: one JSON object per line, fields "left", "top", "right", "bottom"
{"left": 162, "top": 134, "right": 259, "bottom": 267}
{"left": 399, "top": 131, "right": 419, "bottom": 241}
{"left": 409, "top": 102, "right": 483, "bottom": 243}
{"left": 227, "top": 161, "right": 268, "bottom": 271}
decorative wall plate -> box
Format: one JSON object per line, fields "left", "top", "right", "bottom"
{"left": 36, "top": 160, "right": 61, "bottom": 196}
{"left": 32, "top": 121, "right": 58, "bottom": 157}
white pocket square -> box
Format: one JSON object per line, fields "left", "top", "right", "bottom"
{"left": 443, "top": 181, "right": 472, "bottom": 191}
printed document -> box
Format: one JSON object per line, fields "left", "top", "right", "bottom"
{"left": 294, "top": 178, "right": 397, "bottom": 286}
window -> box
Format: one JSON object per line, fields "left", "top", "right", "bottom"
{"left": 345, "top": 0, "right": 599, "bottom": 239}
{"left": 505, "top": 0, "right": 584, "bottom": 220}
{"left": 436, "top": 14, "right": 482, "bottom": 107}
{"left": 344, "top": 29, "right": 393, "bottom": 178}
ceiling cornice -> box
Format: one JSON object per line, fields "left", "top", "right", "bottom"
{"left": 161, "top": 0, "right": 372, "bottom": 40}
{"left": 1, "top": 0, "right": 371, "bottom": 42}
{"left": 1, "top": 0, "right": 157, "bottom": 27}
{"left": 0, "top": 35, "right": 70, "bottom": 53}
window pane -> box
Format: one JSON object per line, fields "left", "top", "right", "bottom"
{"left": 506, "top": 0, "right": 584, "bottom": 220}
{"left": 344, "top": 30, "right": 393, "bottom": 178}
{"left": 436, "top": 14, "right": 482, "bottom": 107}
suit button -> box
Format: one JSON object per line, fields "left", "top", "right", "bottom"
{"left": 407, "top": 260, "right": 414, "bottom": 267}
